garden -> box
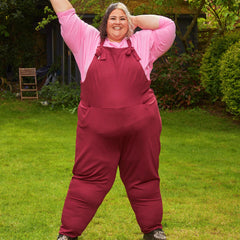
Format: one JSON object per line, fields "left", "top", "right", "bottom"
{"left": 0, "top": 0, "right": 240, "bottom": 239}
{"left": 0, "top": 99, "right": 239, "bottom": 239}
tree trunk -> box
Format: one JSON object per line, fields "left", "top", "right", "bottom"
{"left": 176, "top": 0, "right": 206, "bottom": 53}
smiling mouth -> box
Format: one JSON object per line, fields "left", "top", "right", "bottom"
{"left": 113, "top": 27, "right": 121, "bottom": 30}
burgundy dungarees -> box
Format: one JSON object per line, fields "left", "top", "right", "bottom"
{"left": 60, "top": 39, "right": 163, "bottom": 238}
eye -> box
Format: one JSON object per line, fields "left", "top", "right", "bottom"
{"left": 120, "top": 17, "right": 126, "bottom": 21}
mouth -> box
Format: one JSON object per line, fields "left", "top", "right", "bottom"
{"left": 113, "top": 27, "right": 121, "bottom": 30}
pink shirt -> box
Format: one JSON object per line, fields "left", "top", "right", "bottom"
{"left": 57, "top": 8, "right": 176, "bottom": 82}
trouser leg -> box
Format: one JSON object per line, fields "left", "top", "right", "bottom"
{"left": 59, "top": 124, "right": 120, "bottom": 237}
{"left": 119, "top": 102, "right": 163, "bottom": 234}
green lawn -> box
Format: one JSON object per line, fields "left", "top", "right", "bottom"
{"left": 0, "top": 99, "right": 239, "bottom": 240}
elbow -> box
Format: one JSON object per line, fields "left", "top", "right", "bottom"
{"left": 171, "top": 22, "right": 176, "bottom": 42}
{"left": 166, "top": 20, "right": 176, "bottom": 45}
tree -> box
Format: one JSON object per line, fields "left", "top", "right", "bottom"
{"left": 34, "top": 0, "right": 239, "bottom": 55}
{"left": 202, "top": 0, "right": 240, "bottom": 34}
{"left": 174, "top": 0, "right": 206, "bottom": 53}
{"left": 76, "top": 0, "right": 239, "bottom": 52}
{"left": 152, "top": 0, "right": 239, "bottom": 52}
{"left": 0, "top": 0, "right": 51, "bottom": 79}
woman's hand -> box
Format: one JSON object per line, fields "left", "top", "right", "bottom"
{"left": 130, "top": 16, "right": 137, "bottom": 30}
{"left": 50, "top": 0, "right": 73, "bottom": 13}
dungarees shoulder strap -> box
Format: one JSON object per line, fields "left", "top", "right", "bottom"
{"left": 95, "top": 38, "right": 141, "bottom": 61}
{"left": 95, "top": 39, "right": 106, "bottom": 60}
{"left": 126, "top": 38, "right": 141, "bottom": 61}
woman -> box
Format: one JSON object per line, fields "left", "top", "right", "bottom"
{"left": 49, "top": 1, "right": 175, "bottom": 239}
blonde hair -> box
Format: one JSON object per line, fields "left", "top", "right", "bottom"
{"left": 99, "top": 2, "right": 134, "bottom": 40}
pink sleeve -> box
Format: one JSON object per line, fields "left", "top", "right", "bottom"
{"left": 149, "top": 16, "right": 176, "bottom": 60}
{"left": 57, "top": 8, "right": 99, "bottom": 54}
{"left": 131, "top": 17, "right": 175, "bottom": 80}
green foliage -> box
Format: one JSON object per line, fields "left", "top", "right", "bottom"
{"left": 0, "top": 24, "right": 9, "bottom": 37}
{"left": 219, "top": 40, "right": 240, "bottom": 117}
{"left": 40, "top": 48, "right": 205, "bottom": 112}
{"left": 0, "top": 89, "right": 15, "bottom": 100}
{"left": 35, "top": 6, "right": 57, "bottom": 31}
{"left": 39, "top": 81, "right": 80, "bottom": 113}
{"left": 151, "top": 47, "right": 204, "bottom": 109}
{"left": 199, "top": 0, "right": 240, "bottom": 33}
{"left": 0, "top": 0, "right": 50, "bottom": 79}
{"left": 79, "top": 0, "right": 119, "bottom": 28}
{"left": 200, "top": 31, "right": 240, "bottom": 101}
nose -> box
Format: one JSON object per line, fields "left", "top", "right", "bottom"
{"left": 115, "top": 18, "right": 120, "bottom": 24}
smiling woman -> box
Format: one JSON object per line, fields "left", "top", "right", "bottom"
{"left": 99, "top": 2, "right": 134, "bottom": 41}
{"left": 106, "top": 9, "right": 129, "bottom": 42}
{"left": 49, "top": 1, "right": 176, "bottom": 240}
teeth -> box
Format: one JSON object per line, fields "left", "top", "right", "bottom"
{"left": 114, "top": 27, "right": 121, "bottom": 30}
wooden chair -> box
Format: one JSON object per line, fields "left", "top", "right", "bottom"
{"left": 19, "top": 68, "right": 38, "bottom": 100}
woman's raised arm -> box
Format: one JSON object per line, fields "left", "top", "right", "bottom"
{"left": 130, "top": 15, "right": 161, "bottom": 30}
{"left": 50, "top": 0, "right": 73, "bottom": 13}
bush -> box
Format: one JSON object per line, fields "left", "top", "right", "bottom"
{"left": 200, "top": 31, "right": 240, "bottom": 101}
{"left": 219, "top": 40, "right": 240, "bottom": 117}
{"left": 39, "top": 81, "right": 80, "bottom": 113}
{"left": 151, "top": 49, "right": 204, "bottom": 109}
{"left": 40, "top": 49, "right": 204, "bottom": 112}
{"left": 0, "top": 1, "right": 51, "bottom": 81}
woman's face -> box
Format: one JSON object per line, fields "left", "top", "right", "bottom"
{"left": 107, "top": 9, "right": 129, "bottom": 42}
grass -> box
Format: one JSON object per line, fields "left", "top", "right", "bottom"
{"left": 0, "top": 99, "right": 239, "bottom": 240}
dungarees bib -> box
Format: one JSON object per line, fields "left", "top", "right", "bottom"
{"left": 60, "top": 39, "right": 163, "bottom": 238}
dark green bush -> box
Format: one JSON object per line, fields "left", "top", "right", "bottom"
{"left": 0, "top": 89, "right": 16, "bottom": 100}
{"left": 219, "top": 40, "right": 240, "bottom": 117}
{"left": 0, "top": 1, "right": 51, "bottom": 80}
{"left": 39, "top": 81, "right": 80, "bottom": 112}
{"left": 200, "top": 31, "right": 240, "bottom": 102}
{"left": 40, "top": 49, "right": 204, "bottom": 112}
{"left": 151, "top": 49, "right": 205, "bottom": 109}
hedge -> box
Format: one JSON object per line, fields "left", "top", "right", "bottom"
{"left": 219, "top": 40, "right": 240, "bottom": 117}
{"left": 200, "top": 31, "right": 240, "bottom": 102}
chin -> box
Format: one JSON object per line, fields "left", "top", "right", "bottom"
{"left": 108, "top": 36, "right": 125, "bottom": 42}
